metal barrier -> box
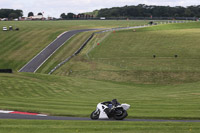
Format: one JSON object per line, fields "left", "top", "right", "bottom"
{"left": 0, "top": 69, "right": 13, "bottom": 73}
{"left": 48, "top": 33, "right": 95, "bottom": 74}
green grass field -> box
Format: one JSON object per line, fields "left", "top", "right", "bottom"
{"left": 0, "top": 21, "right": 200, "bottom": 132}
{"left": 0, "top": 72, "right": 199, "bottom": 120}
{"left": 0, "top": 119, "right": 200, "bottom": 133}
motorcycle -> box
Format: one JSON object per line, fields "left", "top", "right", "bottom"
{"left": 90, "top": 99, "right": 130, "bottom": 120}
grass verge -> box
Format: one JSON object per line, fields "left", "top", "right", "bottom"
{"left": 0, "top": 119, "right": 199, "bottom": 133}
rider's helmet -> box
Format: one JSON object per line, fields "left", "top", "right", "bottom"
{"left": 112, "top": 99, "right": 120, "bottom": 106}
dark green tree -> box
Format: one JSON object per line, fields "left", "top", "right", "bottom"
{"left": 38, "top": 12, "right": 43, "bottom": 15}
{"left": 8, "top": 13, "right": 18, "bottom": 19}
{"left": 28, "top": 12, "right": 34, "bottom": 17}
{"left": 67, "top": 13, "right": 75, "bottom": 19}
{"left": 60, "top": 13, "right": 76, "bottom": 19}
{"left": 97, "top": 4, "right": 200, "bottom": 18}
{"left": 15, "top": 9, "right": 23, "bottom": 17}
{"left": 60, "top": 13, "right": 67, "bottom": 19}
{"left": 0, "top": 9, "right": 23, "bottom": 18}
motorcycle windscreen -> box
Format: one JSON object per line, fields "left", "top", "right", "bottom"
{"left": 121, "top": 104, "right": 130, "bottom": 110}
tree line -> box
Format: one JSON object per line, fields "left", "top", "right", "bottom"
{"left": 60, "top": 12, "right": 94, "bottom": 19}
{"left": 0, "top": 9, "right": 23, "bottom": 19}
{"left": 97, "top": 4, "right": 200, "bottom": 18}
{"left": 28, "top": 12, "right": 43, "bottom": 17}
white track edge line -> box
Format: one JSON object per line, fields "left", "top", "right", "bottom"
{"left": 0, "top": 110, "right": 14, "bottom": 113}
{"left": 0, "top": 110, "right": 47, "bottom": 116}
{"left": 34, "top": 29, "right": 99, "bottom": 73}
{"left": 18, "top": 31, "right": 68, "bottom": 72}
{"left": 33, "top": 34, "right": 76, "bottom": 73}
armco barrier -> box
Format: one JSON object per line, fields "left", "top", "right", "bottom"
{"left": 48, "top": 33, "right": 95, "bottom": 74}
{"left": 0, "top": 69, "right": 13, "bottom": 73}
{"left": 74, "top": 33, "right": 94, "bottom": 55}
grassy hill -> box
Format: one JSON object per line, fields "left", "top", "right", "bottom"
{"left": 53, "top": 22, "right": 200, "bottom": 84}
{"left": 0, "top": 20, "right": 148, "bottom": 72}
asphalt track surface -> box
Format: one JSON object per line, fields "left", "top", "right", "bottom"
{"left": 19, "top": 29, "right": 99, "bottom": 73}
{"left": 0, "top": 113, "right": 200, "bottom": 122}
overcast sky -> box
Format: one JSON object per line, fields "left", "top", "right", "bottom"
{"left": 0, "top": 0, "right": 199, "bottom": 18}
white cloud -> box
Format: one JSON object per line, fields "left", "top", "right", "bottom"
{"left": 0, "top": 0, "right": 199, "bottom": 18}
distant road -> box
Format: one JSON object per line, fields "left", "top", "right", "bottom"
{"left": 0, "top": 113, "right": 200, "bottom": 122}
{"left": 19, "top": 29, "right": 98, "bottom": 73}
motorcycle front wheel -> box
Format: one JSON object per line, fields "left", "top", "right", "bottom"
{"left": 113, "top": 110, "right": 128, "bottom": 120}
{"left": 90, "top": 110, "right": 100, "bottom": 120}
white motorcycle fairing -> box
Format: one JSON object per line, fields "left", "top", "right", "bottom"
{"left": 121, "top": 104, "right": 130, "bottom": 110}
{"left": 97, "top": 103, "right": 109, "bottom": 119}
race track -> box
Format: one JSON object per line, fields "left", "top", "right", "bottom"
{"left": 14, "top": 24, "right": 200, "bottom": 123}
{"left": 0, "top": 113, "right": 200, "bottom": 122}
{"left": 18, "top": 26, "right": 146, "bottom": 73}
{"left": 19, "top": 29, "right": 98, "bottom": 73}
